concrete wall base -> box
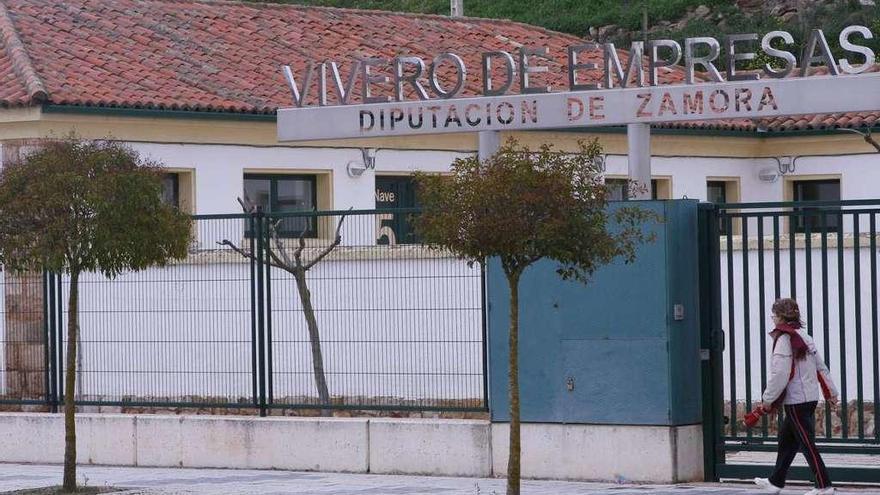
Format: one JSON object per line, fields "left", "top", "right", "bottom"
{"left": 490, "top": 423, "right": 703, "bottom": 483}
{"left": 0, "top": 413, "right": 702, "bottom": 482}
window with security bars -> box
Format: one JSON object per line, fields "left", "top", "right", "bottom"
{"left": 791, "top": 179, "right": 841, "bottom": 233}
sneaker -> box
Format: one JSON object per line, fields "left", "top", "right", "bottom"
{"left": 804, "top": 488, "right": 835, "bottom": 495}
{"left": 755, "top": 478, "right": 782, "bottom": 494}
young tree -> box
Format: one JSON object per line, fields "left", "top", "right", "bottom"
{"left": 222, "top": 199, "right": 349, "bottom": 416}
{"left": 0, "top": 137, "right": 192, "bottom": 492}
{"left": 414, "top": 138, "right": 655, "bottom": 495}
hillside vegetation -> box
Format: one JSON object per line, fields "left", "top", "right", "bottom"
{"left": 249, "top": 0, "right": 728, "bottom": 37}
{"left": 249, "top": 0, "right": 880, "bottom": 60}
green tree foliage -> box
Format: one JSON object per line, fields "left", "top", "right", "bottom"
{"left": 247, "top": 0, "right": 877, "bottom": 53}
{"left": 250, "top": 0, "right": 728, "bottom": 35}
{"left": 414, "top": 139, "right": 655, "bottom": 495}
{"left": 0, "top": 137, "right": 192, "bottom": 492}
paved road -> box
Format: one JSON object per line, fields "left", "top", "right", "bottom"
{"left": 0, "top": 464, "right": 878, "bottom": 495}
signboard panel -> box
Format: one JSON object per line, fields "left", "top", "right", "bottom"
{"left": 278, "top": 74, "right": 880, "bottom": 141}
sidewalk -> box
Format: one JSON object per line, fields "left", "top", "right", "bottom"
{"left": 0, "top": 463, "right": 877, "bottom": 495}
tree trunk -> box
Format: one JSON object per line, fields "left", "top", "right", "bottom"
{"left": 293, "top": 268, "right": 331, "bottom": 416}
{"left": 506, "top": 271, "right": 521, "bottom": 495}
{"left": 75, "top": 327, "right": 83, "bottom": 400}
{"left": 62, "top": 271, "right": 79, "bottom": 492}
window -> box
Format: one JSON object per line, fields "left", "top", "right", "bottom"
{"left": 244, "top": 174, "right": 317, "bottom": 237}
{"left": 161, "top": 173, "right": 179, "bottom": 209}
{"left": 707, "top": 180, "right": 738, "bottom": 234}
{"left": 375, "top": 175, "right": 419, "bottom": 245}
{"left": 706, "top": 181, "right": 727, "bottom": 204}
{"left": 159, "top": 171, "right": 194, "bottom": 213}
{"left": 792, "top": 179, "right": 841, "bottom": 233}
{"left": 605, "top": 178, "right": 660, "bottom": 200}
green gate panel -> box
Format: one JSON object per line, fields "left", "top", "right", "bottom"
{"left": 487, "top": 200, "right": 702, "bottom": 426}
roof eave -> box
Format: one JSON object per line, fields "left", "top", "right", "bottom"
{"left": 41, "top": 104, "right": 880, "bottom": 139}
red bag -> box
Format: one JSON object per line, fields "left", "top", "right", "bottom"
{"left": 744, "top": 405, "right": 768, "bottom": 428}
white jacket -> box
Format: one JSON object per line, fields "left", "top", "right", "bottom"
{"left": 762, "top": 329, "right": 839, "bottom": 406}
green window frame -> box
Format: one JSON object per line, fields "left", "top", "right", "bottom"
{"left": 243, "top": 173, "right": 318, "bottom": 238}
{"left": 792, "top": 179, "right": 841, "bottom": 234}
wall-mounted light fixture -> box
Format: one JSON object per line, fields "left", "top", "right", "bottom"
{"left": 758, "top": 167, "right": 779, "bottom": 183}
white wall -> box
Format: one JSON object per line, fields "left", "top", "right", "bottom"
{"left": 721, "top": 240, "right": 879, "bottom": 402}
{"left": 604, "top": 152, "right": 880, "bottom": 203}
{"left": 6, "top": 140, "right": 880, "bottom": 403}
{"left": 128, "top": 142, "right": 880, "bottom": 215}
{"left": 790, "top": 154, "right": 880, "bottom": 201}
{"left": 127, "top": 143, "right": 470, "bottom": 214}
{"left": 603, "top": 154, "right": 773, "bottom": 202}
{"left": 0, "top": 413, "right": 703, "bottom": 482}
{"left": 58, "top": 251, "right": 483, "bottom": 405}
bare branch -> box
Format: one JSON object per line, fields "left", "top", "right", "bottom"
{"left": 839, "top": 128, "right": 880, "bottom": 153}
{"left": 267, "top": 219, "right": 295, "bottom": 267}
{"left": 293, "top": 226, "right": 307, "bottom": 267}
{"left": 222, "top": 201, "right": 351, "bottom": 273}
{"left": 238, "top": 193, "right": 260, "bottom": 214}
{"left": 218, "top": 239, "right": 290, "bottom": 273}
{"left": 271, "top": 236, "right": 294, "bottom": 267}
{"left": 266, "top": 249, "right": 297, "bottom": 275}
{"left": 304, "top": 209, "right": 350, "bottom": 270}
{"left": 218, "top": 239, "right": 252, "bottom": 260}
{"left": 229, "top": 196, "right": 300, "bottom": 273}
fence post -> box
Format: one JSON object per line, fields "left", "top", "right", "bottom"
{"left": 254, "top": 208, "right": 268, "bottom": 417}
{"left": 248, "top": 213, "right": 259, "bottom": 414}
{"left": 264, "top": 213, "right": 274, "bottom": 407}
{"left": 55, "top": 273, "right": 63, "bottom": 408}
{"left": 49, "top": 272, "right": 58, "bottom": 412}
{"left": 42, "top": 270, "right": 53, "bottom": 411}
{"left": 480, "top": 259, "right": 490, "bottom": 411}
{"left": 698, "top": 203, "right": 724, "bottom": 481}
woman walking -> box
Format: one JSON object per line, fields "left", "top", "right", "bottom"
{"left": 755, "top": 298, "right": 839, "bottom": 495}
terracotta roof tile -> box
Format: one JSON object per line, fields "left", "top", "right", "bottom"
{"left": 0, "top": 0, "right": 687, "bottom": 113}
{"left": 0, "top": 0, "right": 874, "bottom": 134}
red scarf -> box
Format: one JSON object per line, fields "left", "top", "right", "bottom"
{"left": 768, "top": 321, "right": 833, "bottom": 410}
{"left": 773, "top": 322, "right": 808, "bottom": 360}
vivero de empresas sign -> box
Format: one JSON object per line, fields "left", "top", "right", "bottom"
{"left": 277, "top": 27, "right": 880, "bottom": 141}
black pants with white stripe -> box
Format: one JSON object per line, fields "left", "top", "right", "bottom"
{"left": 769, "top": 401, "right": 832, "bottom": 489}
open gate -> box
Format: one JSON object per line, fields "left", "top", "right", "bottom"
{"left": 701, "top": 199, "right": 880, "bottom": 483}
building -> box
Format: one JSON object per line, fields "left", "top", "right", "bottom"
{"left": 0, "top": 0, "right": 876, "bottom": 220}
{"left": 2, "top": 1, "right": 880, "bottom": 483}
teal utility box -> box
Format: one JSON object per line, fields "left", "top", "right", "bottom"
{"left": 487, "top": 200, "right": 702, "bottom": 426}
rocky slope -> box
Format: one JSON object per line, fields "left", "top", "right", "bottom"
{"left": 588, "top": 0, "right": 873, "bottom": 44}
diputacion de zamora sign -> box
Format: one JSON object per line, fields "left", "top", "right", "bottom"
{"left": 277, "top": 27, "right": 880, "bottom": 141}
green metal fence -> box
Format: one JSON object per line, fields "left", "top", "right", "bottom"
{"left": 701, "top": 199, "right": 880, "bottom": 483}
{"left": 0, "top": 209, "right": 488, "bottom": 415}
